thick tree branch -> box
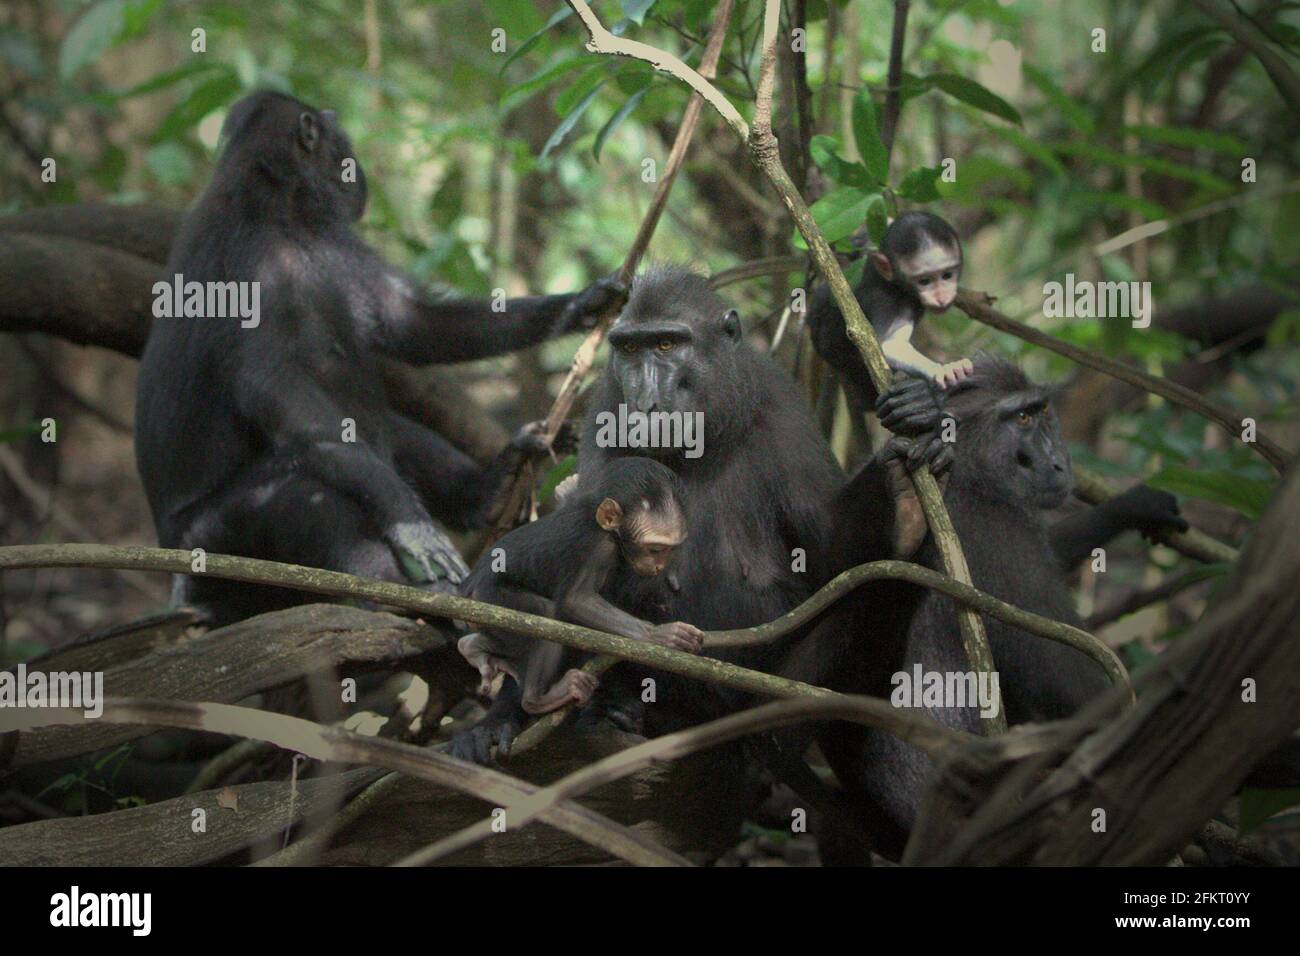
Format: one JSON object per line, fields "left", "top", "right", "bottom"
{"left": 0, "top": 698, "right": 688, "bottom": 867}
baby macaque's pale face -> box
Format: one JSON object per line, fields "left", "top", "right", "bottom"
{"left": 624, "top": 500, "right": 686, "bottom": 576}
{"left": 899, "top": 239, "right": 962, "bottom": 313}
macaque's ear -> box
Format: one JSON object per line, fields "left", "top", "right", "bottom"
{"left": 595, "top": 497, "right": 624, "bottom": 532}
{"left": 721, "top": 308, "right": 741, "bottom": 340}
{"left": 869, "top": 251, "right": 893, "bottom": 282}
{"left": 298, "top": 112, "right": 320, "bottom": 152}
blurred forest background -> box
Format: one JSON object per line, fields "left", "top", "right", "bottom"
{"left": 0, "top": 0, "right": 1296, "bottom": 679}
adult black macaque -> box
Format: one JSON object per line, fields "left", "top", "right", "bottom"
{"left": 807, "top": 211, "right": 971, "bottom": 413}
{"left": 135, "top": 92, "right": 623, "bottom": 624}
{"left": 451, "top": 457, "right": 702, "bottom": 763}
{"left": 574, "top": 266, "right": 904, "bottom": 733}
{"left": 783, "top": 354, "right": 1188, "bottom": 862}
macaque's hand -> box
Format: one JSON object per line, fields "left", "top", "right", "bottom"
{"left": 645, "top": 621, "right": 705, "bottom": 653}
{"left": 1110, "top": 485, "right": 1189, "bottom": 541}
{"left": 552, "top": 472, "right": 580, "bottom": 505}
{"left": 883, "top": 431, "right": 953, "bottom": 477}
{"left": 558, "top": 668, "right": 600, "bottom": 707}
{"left": 557, "top": 273, "right": 628, "bottom": 333}
{"left": 876, "top": 375, "right": 945, "bottom": 437}
{"left": 387, "top": 521, "right": 469, "bottom": 587}
{"left": 932, "top": 358, "right": 974, "bottom": 388}
{"left": 510, "top": 420, "right": 579, "bottom": 459}
{"left": 447, "top": 714, "right": 521, "bottom": 766}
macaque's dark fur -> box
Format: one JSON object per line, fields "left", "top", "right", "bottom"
{"left": 578, "top": 267, "right": 845, "bottom": 730}
{"left": 135, "top": 91, "right": 617, "bottom": 625}
{"left": 787, "top": 355, "right": 1182, "bottom": 862}
{"left": 461, "top": 457, "right": 683, "bottom": 604}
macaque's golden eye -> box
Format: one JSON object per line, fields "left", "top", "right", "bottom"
{"left": 620, "top": 342, "right": 638, "bottom": 354}
{"left": 657, "top": 339, "right": 675, "bottom": 353}
{"left": 1016, "top": 410, "right": 1033, "bottom": 426}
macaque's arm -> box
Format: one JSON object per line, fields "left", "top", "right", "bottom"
{"left": 879, "top": 316, "right": 943, "bottom": 379}
{"left": 879, "top": 316, "right": 973, "bottom": 388}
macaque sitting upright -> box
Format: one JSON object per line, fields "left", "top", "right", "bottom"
{"left": 808, "top": 210, "right": 972, "bottom": 409}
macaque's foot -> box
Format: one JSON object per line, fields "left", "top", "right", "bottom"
{"left": 523, "top": 668, "right": 600, "bottom": 715}
{"left": 644, "top": 621, "right": 705, "bottom": 653}
{"left": 933, "top": 358, "right": 974, "bottom": 388}
{"left": 388, "top": 521, "right": 469, "bottom": 587}
{"left": 447, "top": 715, "right": 521, "bottom": 766}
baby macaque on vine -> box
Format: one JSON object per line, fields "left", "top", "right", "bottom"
{"left": 452, "top": 457, "right": 702, "bottom": 758}
{"left": 808, "top": 210, "right": 972, "bottom": 408}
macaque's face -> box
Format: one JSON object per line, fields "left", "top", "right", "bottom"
{"left": 897, "top": 240, "right": 962, "bottom": 313}
{"left": 623, "top": 503, "right": 686, "bottom": 576}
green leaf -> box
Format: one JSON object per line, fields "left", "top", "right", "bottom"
{"left": 1122, "top": 124, "right": 1247, "bottom": 156}
{"left": 1147, "top": 465, "right": 1275, "bottom": 520}
{"left": 59, "top": 0, "right": 126, "bottom": 80}
{"left": 594, "top": 86, "right": 649, "bottom": 160}
{"left": 987, "top": 126, "right": 1066, "bottom": 177}
{"left": 928, "top": 72, "right": 1022, "bottom": 125}
{"left": 1265, "top": 309, "right": 1300, "bottom": 348}
{"left": 850, "top": 90, "right": 889, "bottom": 183}
{"left": 808, "top": 187, "right": 878, "bottom": 245}
{"left": 1239, "top": 788, "right": 1300, "bottom": 833}
{"left": 0, "top": 26, "right": 44, "bottom": 76}
{"left": 1021, "top": 64, "right": 1093, "bottom": 134}
{"left": 896, "top": 166, "right": 941, "bottom": 202}
{"left": 500, "top": 6, "right": 573, "bottom": 74}
{"left": 100, "top": 62, "right": 221, "bottom": 102}
{"left": 864, "top": 196, "right": 888, "bottom": 245}
{"left": 620, "top": 0, "right": 657, "bottom": 25}
{"left": 555, "top": 65, "right": 607, "bottom": 117}
{"left": 0, "top": 421, "right": 41, "bottom": 444}
{"left": 428, "top": 166, "right": 465, "bottom": 228}
{"left": 809, "top": 134, "right": 873, "bottom": 187}
{"left": 154, "top": 72, "right": 241, "bottom": 141}
{"left": 500, "top": 56, "right": 590, "bottom": 112}
{"left": 538, "top": 455, "right": 578, "bottom": 503}
{"left": 145, "top": 141, "right": 193, "bottom": 186}
{"left": 541, "top": 83, "right": 605, "bottom": 159}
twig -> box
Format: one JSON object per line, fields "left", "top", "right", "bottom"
{"left": 1085, "top": 566, "right": 1223, "bottom": 630}
{"left": 955, "top": 289, "right": 1290, "bottom": 472}
{"left": 1190, "top": 0, "right": 1300, "bottom": 110}
{"left": 880, "top": 0, "right": 911, "bottom": 159}
{"left": 489, "top": 0, "right": 738, "bottom": 541}
{"left": 395, "top": 695, "right": 971, "bottom": 866}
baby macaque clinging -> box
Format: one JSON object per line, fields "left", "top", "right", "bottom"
{"left": 457, "top": 456, "right": 703, "bottom": 719}
{"left": 808, "top": 210, "right": 973, "bottom": 407}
